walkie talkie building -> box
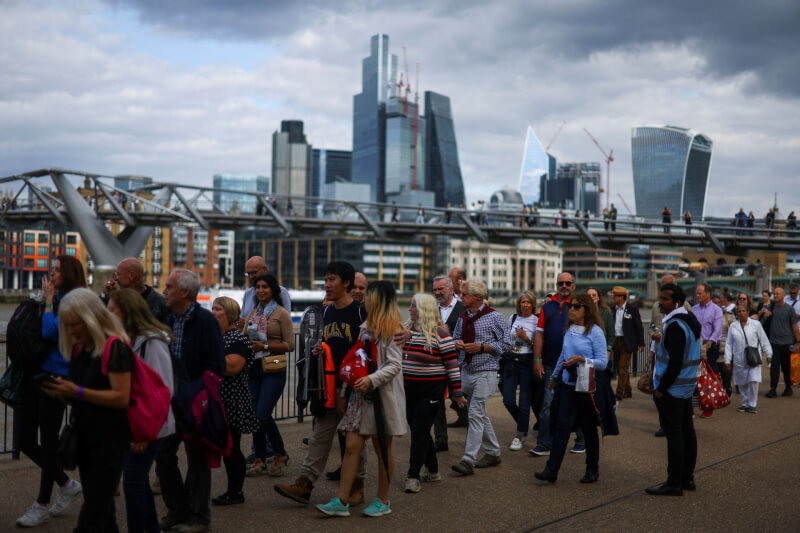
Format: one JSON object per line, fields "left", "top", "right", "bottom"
{"left": 631, "top": 126, "right": 713, "bottom": 218}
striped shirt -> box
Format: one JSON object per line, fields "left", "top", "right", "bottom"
{"left": 402, "top": 327, "right": 462, "bottom": 396}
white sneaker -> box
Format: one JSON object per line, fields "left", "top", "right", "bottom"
{"left": 419, "top": 466, "right": 442, "bottom": 482}
{"left": 509, "top": 437, "right": 524, "bottom": 451}
{"left": 404, "top": 477, "right": 421, "bottom": 493}
{"left": 17, "top": 502, "right": 50, "bottom": 527}
{"left": 50, "top": 480, "right": 82, "bottom": 516}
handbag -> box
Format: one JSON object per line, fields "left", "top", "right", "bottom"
{"left": 0, "top": 362, "right": 25, "bottom": 408}
{"left": 57, "top": 412, "right": 79, "bottom": 470}
{"left": 338, "top": 340, "right": 372, "bottom": 387}
{"left": 738, "top": 323, "right": 762, "bottom": 368}
{"left": 696, "top": 359, "right": 730, "bottom": 412}
{"left": 575, "top": 363, "right": 596, "bottom": 393}
{"left": 637, "top": 360, "right": 654, "bottom": 394}
{"left": 262, "top": 354, "right": 287, "bottom": 373}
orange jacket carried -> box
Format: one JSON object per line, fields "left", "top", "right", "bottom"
{"left": 320, "top": 342, "right": 336, "bottom": 410}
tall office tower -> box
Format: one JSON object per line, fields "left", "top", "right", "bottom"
{"left": 311, "top": 149, "right": 352, "bottom": 198}
{"left": 385, "top": 97, "right": 426, "bottom": 199}
{"left": 631, "top": 125, "right": 713, "bottom": 218}
{"left": 352, "top": 34, "right": 397, "bottom": 202}
{"left": 556, "top": 162, "right": 601, "bottom": 214}
{"left": 424, "top": 91, "right": 465, "bottom": 208}
{"left": 212, "top": 174, "right": 271, "bottom": 213}
{"left": 518, "top": 126, "right": 549, "bottom": 205}
{"left": 272, "top": 120, "right": 313, "bottom": 197}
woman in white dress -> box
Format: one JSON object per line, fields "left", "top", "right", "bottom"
{"left": 724, "top": 304, "right": 772, "bottom": 413}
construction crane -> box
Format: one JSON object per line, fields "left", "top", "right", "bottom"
{"left": 412, "top": 61, "right": 420, "bottom": 191}
{"left": 617, "top": 193, "right": 633, "bottom": 215}
{"left": 583, "top": 128, "right": 614, "bottom": 210}
{"left": 545, "top": 122, "right": 566, "bottom": 152}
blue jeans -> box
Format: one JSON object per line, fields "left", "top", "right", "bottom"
{"left": 535, "top": 365, "right": 555, "bottom": 449}
{"left": 123, "top": 440, "right": 161, "bottom": 533}
{"left": 502, "top": 359, "right": 533, "bottom": 437}
{"left": 249, "top": 368, "right": 287, "bottom": 458}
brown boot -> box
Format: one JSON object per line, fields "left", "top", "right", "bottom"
{"left": 274, "top": 475, "right": 313, "bottom": 505}
{"left": 345, "top": 477, "right": 365, "bottom": 506}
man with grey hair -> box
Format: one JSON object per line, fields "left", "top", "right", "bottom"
{"left": 451, "top": 280, "right": 509, "bottom": 476}
{"left": 762, "top": 286, "right": 800, "bottom": 398}
{"left": 103, "top": 256, "right": 169, "bottom": 323}
{"left": 157, "top": 269, "right": 225, "bottom": 533}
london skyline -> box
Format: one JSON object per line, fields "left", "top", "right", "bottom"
{"left": 1, "top": 1, "right": 797, "bottom": 217}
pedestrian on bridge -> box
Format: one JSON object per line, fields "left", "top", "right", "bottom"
{"left": 662, "top": 206, "right": 672, "bottom": 233}
{"left": 684, "top": 211, "right": 692, "bottom": 234}
{"left": 611, "top": 286, "right": 644, "bottom": 401}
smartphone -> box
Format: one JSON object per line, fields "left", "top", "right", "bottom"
{"left": 32, "top": 373, "right": 56, "bottom": 386}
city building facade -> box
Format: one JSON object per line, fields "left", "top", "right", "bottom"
{"left": 385, "top": 97, "right": 426, "bottom": 201}
{"left": 518, "top": 126, "right": 549, "bottom": 205}
{"left": 631, "top": 125, "right": 713, "bottom": 218}
{"left": 212, "top": 174, "right": 270, "bottom": 214}
{"left": 424, "top": 91, "right": 465, "bottom": 208}
{"left": 311, "top": 149, "right": 352, "bottom": 198}
{"left": 563, "top": 246, "right": 632, "bottom": 282}
{"left": 272, "top": 120, "right": 312, "bottom": 198}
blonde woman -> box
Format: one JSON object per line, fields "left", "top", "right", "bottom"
{"left": 43, "top": 288, "right": 133, "bottom": 532}
{"left": 401, "top": 293, "right": 464, "bottom": 493}
{"left": 502, "top": 291, "right": 537, "bottom": 451}
{"left": 317, "top": 281, "right": 406, "bottom": 518}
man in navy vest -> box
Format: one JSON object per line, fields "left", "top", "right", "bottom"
{"left": 647, "top": 283, "right": 702, "bottom": 497}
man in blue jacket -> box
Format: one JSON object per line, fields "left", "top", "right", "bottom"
{"left": 157, "top": 269, "right": 225, "bottom": 533}
{"left": 647, "top": 283, "right": 702, "bottom": 497}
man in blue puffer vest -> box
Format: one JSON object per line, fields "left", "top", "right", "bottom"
{"left": 647, "top": 283, "right": 702, "bottom": 497}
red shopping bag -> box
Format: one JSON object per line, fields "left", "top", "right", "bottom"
{"left": 697, "top": 359, "right": 730, "bottom": 412}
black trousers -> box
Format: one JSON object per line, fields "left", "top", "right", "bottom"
{"left": 433, "top": 402, "right": 448, "bottom": 446}
{"left": 75, "top": 432, "right": 129, "bottom": 532}
{"left": 222, "top": 430, "right": 245, "bottom": 494}
{"left": 769, "top": 344, "right": 793, "bottom": 390}
{"left": 156, "top": 432, "right": 211, "bottom": 525}
{"left": 654, "top": 393, "right": 696, "bottom": 487}
{"left": 405, "top": 380, "right": 447, "bottom": 478}
{"left": 19, "top": 383, "right": 69, "bottom": 504}
{"left": 545, "top": 384, "right": 599, "bottom": 475}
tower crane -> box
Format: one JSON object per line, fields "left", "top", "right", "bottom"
{"left": 583, "top": 128, "right": 613, "bottom": 211}
{"left": 546, "top": 122, "right": 566, "bottom": 152}
{"left": 617, "top": 193, "right": 633, "bottom": 215}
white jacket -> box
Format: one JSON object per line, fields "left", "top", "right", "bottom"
{"left": 724, "top": 318, "right": 772, "bottom": 367}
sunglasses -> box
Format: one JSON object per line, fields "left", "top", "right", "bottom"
{"left": 557, "top": 281, "right": 573, "bottom": 287}
{"left": 569, "top": 303, "right": 586, "bottom": 310}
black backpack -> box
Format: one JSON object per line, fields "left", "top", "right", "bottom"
{"left": 6, "top": 299, "right": 56, "bottom": 372}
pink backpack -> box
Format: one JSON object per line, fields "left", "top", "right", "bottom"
{"left": 100, "top": 336, "right": 171, "bottom": 443}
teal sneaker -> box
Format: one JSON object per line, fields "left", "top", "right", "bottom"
{"left": 362, "top": 498, "right": 391, "bottom": 517}
{"left": 316, "top": 497, "right": 350, "bottom": 517}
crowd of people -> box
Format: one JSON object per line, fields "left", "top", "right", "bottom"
{"left": 9, "top": 253, "right": 798, "bottom": 530}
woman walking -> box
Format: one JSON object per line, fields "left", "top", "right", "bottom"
{"left": 43, "top": 288, "right": 134, "bottom": 532}
{"left": 16, "top": 256, "right": 86, "bottom": 527}
{"left": 243, "top": 274, "right": 294, "bottom": 476}
{"left": 317, "top": 281, "right": 406, "bottom": 518}
{"left": 401, "top": 293, "right": 464, "bottom": 493}
{"left": 107, "top": 289, "right": 175, "bottom": 533}
{"left": 724, "top": 305, "right": 771, "bottom": 413}
{"left": 535, "top": 293, "right": 613, "bottom": 484}
{"left": 502, "top": 291, "right": 537, "bottom": 451}
{"left": 211, "top": 296, "right": 258, "bottom": 504}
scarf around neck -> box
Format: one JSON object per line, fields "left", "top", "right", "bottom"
{"left": 459, "top": 304, "right": 495, "bottom": 344}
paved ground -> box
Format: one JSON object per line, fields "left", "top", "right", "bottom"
{"left": 2, "top": 369, "right": 799, "bottom": 532}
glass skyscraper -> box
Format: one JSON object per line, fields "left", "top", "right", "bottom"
{"left": 518, "top": 126, "right": 549, "bottom": 205}
{"left": 212, "top": 174, "right": 270, "bottom": 213}
{"left": 272, "top": 120, "right": 312, "bottom": 198}
{"left": 352, "top": 34, "right": 397, "bottom": 202}
{"left": 631, "top": 126, "right": 713, "bottom": 218}
{"left": 385, "top": 98, "right": 425, "bottom": 197}
{"left": 424, "top": 91, "right": 465, "bottom": 208}
{"left": 311, "top": 149, "right": 352, "bottom": 198}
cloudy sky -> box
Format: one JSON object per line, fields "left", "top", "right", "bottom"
{"left": 1, "top": 0, "right": 797, "bottom": 217}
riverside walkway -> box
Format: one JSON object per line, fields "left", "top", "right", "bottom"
{"left": 1, "top": 369, "right": 798, "bottom": 532}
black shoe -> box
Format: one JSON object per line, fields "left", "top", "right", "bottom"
{"left": 766, "top": 389, "right": 777, "bottom": 398}
{"left": 212, "top": 492, "right": 244, "bottom": 506}
{"left": 302, "top": 437, "right": 309, "bottom": 445}
{"left": 645, "top": 482, "right": 683, "bottom": 496}
{"left": 615, "top": 393, "right": 623, "bottom": 401}
{"left": 682, "top": 478, "right": 696, "bottom": 491}
{"left": 434, "top": 443, "right": 449, "bottom": 452}
{"left": 326, "top": 466, "right": 342, "bottom": 481}
{"left": 532, "top": 421, "right": 539, "bottom": 431}
{"left": 654, "top": 428, "right": 666, "bottom": 437}
{"left": 534, "top": 469, "right": 557, "bottom": 483}
{"left": 447, "top": 421, "right": 468, "bottom": 428}
{"left": 579, "top": 471, "right": 599, "bottom": 484}
{"left": 783, "top": 387, "right": 793, "bottom": 397}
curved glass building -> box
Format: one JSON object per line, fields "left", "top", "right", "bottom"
{"left": 631, "top": 126, "right": 713, "bottom": 218}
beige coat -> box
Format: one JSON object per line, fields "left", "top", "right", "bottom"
{"left": 359, "top": 330, "right": 407, "bottom": 437}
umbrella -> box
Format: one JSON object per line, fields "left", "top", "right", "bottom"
{"left": 364, "top": 338, "right": 390, "bottom": 484}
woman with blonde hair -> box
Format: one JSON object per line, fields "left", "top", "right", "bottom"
{"left": 400, "top": 293, "right": 464, "bottom": 493}
{"left": 210, "top": 296, "right": 258, "bottom": 505}
{"left": 502, "top": 291, "right": 538, "bottom": 451}
{"left": 107, "top": 288, "right": 175, "bottom": 533}
{"left": 43, "top": 288, "right": 134, "bottom": 532}
{"left": 317, "top": 280, "right": 406, "bottom": 518}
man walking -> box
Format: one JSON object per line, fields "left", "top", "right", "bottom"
{"left": 158, "top": 270, "right": 225, "bottom": 533}
{"left": 784, "top": 284, "right": 800, "bottom": 318}
{"left": 432, "top": 275, "right": 467, "bottom": 445}
{"left": 449, "top": 268, "right": 466, "bottom": 297}
{"left": 646, "top": 283, "right": 702, "bottom": 497}
{"left": 612, "top": 287, "right": 644, "bottom": 401}
{"left": 692, "top": 283, "right": 723, "bottom": 418}
{"left": 103, "top": 257, "right": 169, "bottom": 323}
{"left": 451, "top": 280, "right": 509, "bottom": 476}
{"left": 762, "top": 287, "right": 800, "bottom": 398}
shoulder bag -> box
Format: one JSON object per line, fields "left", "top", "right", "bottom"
{"left": 738, "top": 323, "right": 762, "bottom": 368}
{"left": 57, "top": 410, "right": 79, "bottom": 470}
{"left": 637, "top": 359, "right": 654, "bottom": 394}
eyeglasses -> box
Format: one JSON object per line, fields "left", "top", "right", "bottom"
{"left": 569, "top": 303, "right": 586, "bottom": 310}
{"left": 557, "top": 281, "right": 573, "bottom": 287}
{"left": 244, "top": 271, "right": 260, "bottom": 278}
{"left": 737, "top": 296, "right": 747, "bottom": 300}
